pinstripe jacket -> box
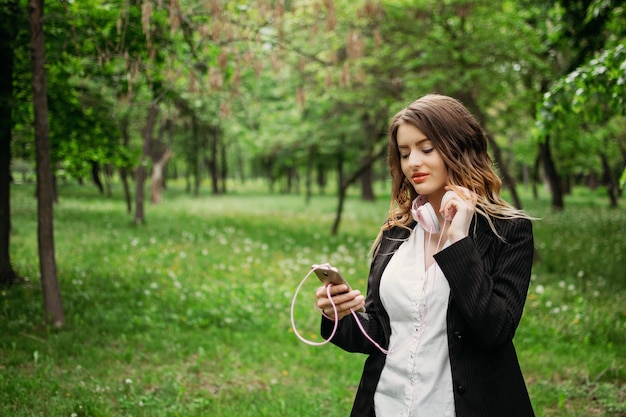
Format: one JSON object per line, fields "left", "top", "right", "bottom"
{"left": 321, "top": 214, "right": 535, "bottom": 417}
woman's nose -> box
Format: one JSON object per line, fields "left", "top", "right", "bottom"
{"left": 408, "top": 151, "right": 422, "bottom": 167}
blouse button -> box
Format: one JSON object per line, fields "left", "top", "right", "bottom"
{"left": 454, "top": 331, "right": 463, "bottom": 341}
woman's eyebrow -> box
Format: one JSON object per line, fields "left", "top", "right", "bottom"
{"left": 398, "top": 138, "right": 430, "bottom": 148}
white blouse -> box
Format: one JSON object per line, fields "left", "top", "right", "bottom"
{"left": 374, "top": 225, "right": 455, "bottom": 417}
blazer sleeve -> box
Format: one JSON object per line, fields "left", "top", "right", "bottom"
{"left": 434, "top": 216, "right": 534, "bottom": 349}
{"left": 320, "top": 309, "right": 384, "bottom": 354}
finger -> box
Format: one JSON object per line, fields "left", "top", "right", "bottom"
{"left": 318, "top": 289, "right": 360, "bottom": 311}
{"left": 335, "top": 295, "right": 365, "bottom": 320}
{"left": 315, "top": 286, "right": 328, "bottom": 299}
{"left": 326, "top": 284, "right": 350, "bottom": 295}
{"left": 317, "top": 295, "right": 331, "bottom": 309}
{"left": 445, "top": 186, "right": 473, "bottom": 202}
{"left": 316, "top": 284, "right": 348, "bottom": 299}
{"left": 317, "top": 293, "right": 341, "bottom": 310}
{"left": 442, "top": 204, "right": 457, "bottom": 221}
{"left": 331, "top": 289, "right": 362, "bottom": 306}
{"left": 340, "top": 294, "right": 365, "bottom": 312}
{"left": 455, "top": 187, "right": 477, "bottom": 206}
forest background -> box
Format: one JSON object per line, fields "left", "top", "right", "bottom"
{"left": 0, "top": 0, "right": 625, "bottom": 416}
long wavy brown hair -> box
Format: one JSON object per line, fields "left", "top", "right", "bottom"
{"left": 371, "top": 94, "right": 530, "bottom": 254}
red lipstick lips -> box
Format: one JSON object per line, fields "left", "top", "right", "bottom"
{"left": 412, "top": 173, "right": 429, "bottom": 183}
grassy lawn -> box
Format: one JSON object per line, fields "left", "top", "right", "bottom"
{"left": 1, "top": 182, "right": 625, "bottom": 416}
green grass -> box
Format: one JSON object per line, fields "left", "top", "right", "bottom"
{"left": 1, "top": 181, "right": 625, "bottom": 416}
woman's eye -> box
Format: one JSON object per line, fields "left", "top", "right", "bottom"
{"left": 400, "top": 153, "right": 409, "bottom": 159}
{"left": 422, "top": 148, "right": 434, "bottom": 154}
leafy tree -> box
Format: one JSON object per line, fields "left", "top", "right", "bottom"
{"left": 9, "top": 0, "right": 127, "bottom": 197}
{"left": 527, "top": 0, "right": 624, "bottom": 209}
{"left": 537, "top": 44, "right": 626, "bottom": 206}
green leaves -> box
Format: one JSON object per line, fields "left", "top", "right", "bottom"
{"left": 537, "top": 43, "right": 626, "bottom": 136}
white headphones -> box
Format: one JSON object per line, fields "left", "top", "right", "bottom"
{"left": 411, "top": 190, "right": 455, "bottom": 233}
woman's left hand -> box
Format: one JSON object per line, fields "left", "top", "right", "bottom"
{"left": 441, "top": 186, "right": 477, "bottom": 243}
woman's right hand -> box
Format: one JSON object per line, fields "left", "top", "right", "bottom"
{"left": 316, "top": 284, "right": 365, "bottom": 321}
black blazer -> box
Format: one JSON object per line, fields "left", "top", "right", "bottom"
{"left": 322, "top": 214, "right": 535, "bottom": 417}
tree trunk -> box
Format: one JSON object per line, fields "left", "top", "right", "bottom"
{"left": 600, "top": 152, "right": 618, "bottom": 208}
{"left": 29, "top": 0, "right": 64, "bottom": 326}
{"left": 120, "top": 115, "right": 132, "bottom": 213}
{"left": 539, "top": 137, "right": 564, "bottom": 210}
{"left": 219, "top": 139, "right": 227, "bottom": 194}
{"left": 331, "top": 147, "right": 345, "bottom": 236}
{"left": 305, "top": 145, "right": 316, "bottom": 204}
{"left": 104, "top": 164, "right": 113, "bottom": 197}
{"left": 234, "top": 139, "right": 246, "bottom": 185}
{"left": 120, "top": 167, "right": 132, "bottom": 213}
{"left": 331, "top": 144, "right": 386, "bottom": 235}
{"left": 485, "top": 134, "right": 523, "bottom": 209}
{"left": 358, "top": 112, "right": 381, "bottom": 203}
{"left": 586, "top": 172, "right": 599, "bottom": 191}
{"left": 316, "top": 162, "right": 327, "bottom": 195}
{"left": 290, "top": 166, "right": 300, "bottom": 194}
{"left": 266, "top": 156, "right": 275, "bottom": 194}
{"left": 532, "top": 154, "right": 540, "bottom": 200}
{"left": 91, "top": 161, "right": 104, "bottom": 194}
{"left": 0, "top": 0, "right": 22, "bottom": 285}
{"left": 134, "top": 101, "right": 159, "bottom": 224}
{"left": 207, "top": 125, "right": 220, "bottom": 195}
{"left": 135, "top": 167, "right": 147, "bottom": 224}
{"left": 191, "top": 114, "right": 202, "bottom": 197}
{"left": 360, "top": 162, "right": 375, "bottom": 202}
{"left": 150, "top": 147, "right": 172, "bottom": 204}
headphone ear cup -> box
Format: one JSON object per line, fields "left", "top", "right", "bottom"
{"left": 412, "top": 202, "right": 441, "bottom": 233}
{"left": 441, "top": 190, "right": 455, "bottom": 207}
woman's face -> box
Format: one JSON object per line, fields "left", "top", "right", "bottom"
{"left": 397, "top": 122, "right": 448, "bottom": 202}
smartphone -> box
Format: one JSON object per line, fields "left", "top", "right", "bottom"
{"left": 312, "top": 263, "right": 365, "bottom": 313}
{"left": 313, "top": 263, "right": 350, "bottom": 287}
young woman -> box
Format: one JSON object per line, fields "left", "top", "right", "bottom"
{"left": 316, "top": 94, "right": 535, "bottom": 417}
